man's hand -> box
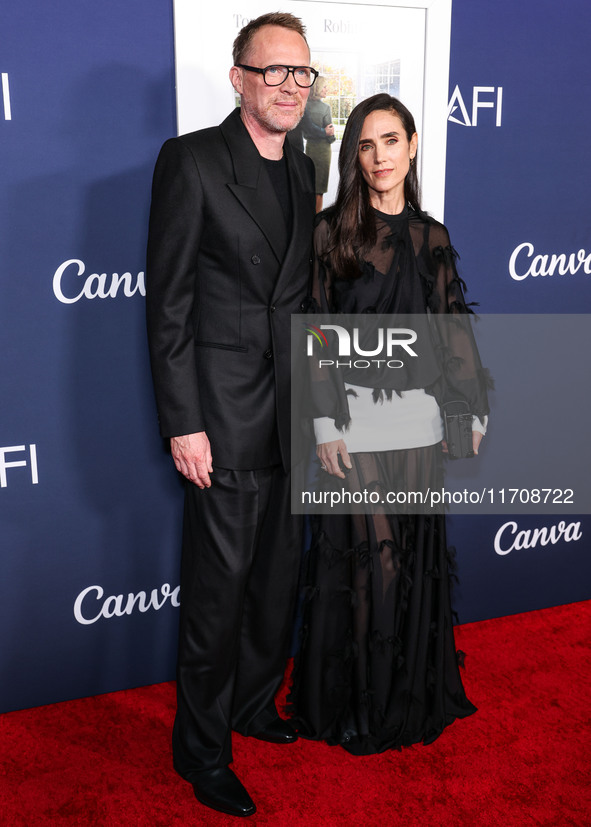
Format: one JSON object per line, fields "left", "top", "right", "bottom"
{"left": 170, "top": 432, "right": 213, "bottom": 488}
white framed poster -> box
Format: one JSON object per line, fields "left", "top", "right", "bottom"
{"left": 173, "top": 0, "right": 451, "bottom": 219}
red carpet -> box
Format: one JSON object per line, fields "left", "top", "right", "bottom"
{"left": 1, "top": 602, "right": 589, "bottom": 826}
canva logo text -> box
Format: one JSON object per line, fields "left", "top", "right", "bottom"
{"left": 494, "top": 520, "right": 582, "bottom": 555}
{"left": 509, "top": 243, "right": 591, "bottom": 281}
{"left": 53, "top": 259, "right": 145, "bottom": 303}
{"left": 73, "top": 583, "right": 180, "bottom": 625}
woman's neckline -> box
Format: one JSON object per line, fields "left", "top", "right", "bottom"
{"left": 372, "top": 204, "right": 409, "bottom": 223}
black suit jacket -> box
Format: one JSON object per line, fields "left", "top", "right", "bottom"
{"left": 146, "top": 108, "right": 316, "bottom": 471}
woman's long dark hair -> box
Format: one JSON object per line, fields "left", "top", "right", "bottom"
{"left": 328, "top": 94, "right": 421, "bottom": 279}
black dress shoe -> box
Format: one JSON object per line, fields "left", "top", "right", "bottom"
{"left": 251, "top": 717, "right": 298, "bottom": 744}
{"left": 192, "top": 766, "right": 256, "bottom": 817}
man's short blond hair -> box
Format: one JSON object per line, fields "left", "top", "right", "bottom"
{"left": 232, "top": 12, "right": 308, "bottom": 66}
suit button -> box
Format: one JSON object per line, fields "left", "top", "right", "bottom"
{"left": 263, "top": 349, "right": 273, "bottom": 359}
{"left": 269, "top": 305, "right": 276, "bottom": 313}
{"left": 251, "top": 255, "right": 261, "bottom": 265}
{"left": 299, "top": 301, "right": 307, "bottom": 312}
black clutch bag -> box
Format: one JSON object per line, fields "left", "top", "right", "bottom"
{"left": 443, "top": 400, "right": 474, "bottom": 459}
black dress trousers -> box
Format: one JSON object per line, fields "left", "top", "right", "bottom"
{"left": 172, "top": 464, "right": 302, "bottom": 780}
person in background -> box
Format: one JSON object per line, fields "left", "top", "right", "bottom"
{"left": 303, "top": 76, "right": 335, "bottom": 211}
{"left": 287, "top": 105, "right": 331, "bottom": 153}
{"left": 146, "top": 12, "right": 316, "bottom": 818}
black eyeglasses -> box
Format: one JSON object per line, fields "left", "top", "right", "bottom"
{"left": 237, "top": 64, "right": 318, "bottom": 88}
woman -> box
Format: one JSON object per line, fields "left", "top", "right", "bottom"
{"left": 289, "top": 94, "right": 490, "bottom": 755}
{"left": 303, "top": 76, "right": 336, "bottom": 212}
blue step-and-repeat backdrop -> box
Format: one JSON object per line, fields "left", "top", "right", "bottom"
{"left": 1, "top": 0, "right": 589, "bottom": 712}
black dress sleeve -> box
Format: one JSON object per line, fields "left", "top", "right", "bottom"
{"left": 421, "top": 220, "right": 491, "bottom": 421}
{"left": 305, "top": 216, "right": 352, "bottom": 430}
{"left": 310, "top": 216, "right": 333, "bottom": 311}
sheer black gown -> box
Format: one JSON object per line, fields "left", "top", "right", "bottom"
{"left": 288, "top": 206, "right": 489, "bottom": 755}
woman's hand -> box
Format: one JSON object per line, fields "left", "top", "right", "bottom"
{"left": 441, "top": 431, "right": 484, "bottom": 456}
{"left": 472, "top": 430, "right": 483, "bottom": 456}
{"left": 317, "top": 439, "right": 352, "bottom": 479}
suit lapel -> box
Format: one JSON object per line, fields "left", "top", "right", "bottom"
{"left": 221, "top": 109, "right": 287, "bottom": 263}
{"left": 271, "top": 140, "right": 314, "bottom": 301}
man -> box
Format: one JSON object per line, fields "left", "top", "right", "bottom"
{"left": 146, "top": 12, "right": 316, "bottom": 819}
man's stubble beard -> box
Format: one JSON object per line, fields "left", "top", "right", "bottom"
{"left": 243, "top": 95, "right": 305, "bottom": 135}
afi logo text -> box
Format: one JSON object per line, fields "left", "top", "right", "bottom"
{"left": 1, "top": 444, "right": 38, "bottom": 488}
{"left": 448, "top": 85, "right": 503, "bottom": 127}
{"left": 2, "top": 74, "right": 11, "bottom": 120}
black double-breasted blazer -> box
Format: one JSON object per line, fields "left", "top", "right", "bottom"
{"left": 146, "top": 108, "right": 316, "bottom": 471}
